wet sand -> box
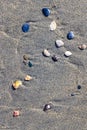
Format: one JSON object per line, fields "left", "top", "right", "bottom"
{"left": 0, "top": 0, "right": 87, "bottom": 130}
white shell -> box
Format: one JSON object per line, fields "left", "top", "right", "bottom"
{"left": 50, "top": 21, "right": 57, "bottom": 31}
{"left": 55, "top": 40, "right": 64, "bottom": 48}
{"left": 43, "top": 49, "right": 51, "bottom": 57}
{"left": 64, "top": 51, "right": 72, "bottom": 57}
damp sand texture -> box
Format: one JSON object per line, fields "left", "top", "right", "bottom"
{"left": 0, "top": 0, "right": 87, "bottom": 130}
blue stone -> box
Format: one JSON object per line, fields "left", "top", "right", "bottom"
{"left": 28, "top": 61, "right": 33, "bottom": 67}
{"left": 67, "top": 31, "right": 74, "bottom": 40}
{"left": 22, "top": 23, "right": 30, "bottom": 32}
{"left": 42, "top": 8, "right": 51, "bottom": 17}
{"left": 77, "top": 85, "right": 81, "bottom": 90}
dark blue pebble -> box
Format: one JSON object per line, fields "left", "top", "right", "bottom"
{"left": 28, "top": 61, "right": 33, "bottom": 67}
{"left": 22, "top": 23, "right": 30, "bottom": 32}
{"left": 67, "top": 31, "right": 74, "bottom": 40}
{"left": 77, "top": 85, "right": 81, "bottom": 89}
{"left": 42, "top": 8, "right": 51, "bottom": 17}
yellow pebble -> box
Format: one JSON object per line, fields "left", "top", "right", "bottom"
{"left": 24, "top": 75, "right": 32, "bottom": 81}
{"left": 12, "top": 80, "right": 22, "bottom": 89}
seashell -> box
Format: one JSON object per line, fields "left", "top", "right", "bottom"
{"left": 50, "top": 21, "right": 57, "bottom": 31}
{"left": 13, "top": 110, "right": 20, "bottom": 117}
{"left": 64, "top": 51, "right": 72, "bottom": 57}
{"left": 42, "top": 8, "right": 51, "bottom": 17}
{"left": 43, "top": 49, "right": 51, "bottom": 57}
{"left": 22, "top": 23, "right": 30, "bottom": 33}
{"left": 12, "top": 80, "right": 22, "bottom": 89}
{"left": 43, "top": 103, "right": 52, "bottom": 112}
{"left": 24, "top": 75, "right": 32, "bottom": 81}
{"left": 67, "top": 31, "right": 74, "bottom": 40}
{"left": 52, "top": 55, "right": 59, "bottom": 62}
{"left": 55, "top": 40, "right": 64, "bottom": 48}
{"left": 78, "top": 44, "right": 87, "bottom": 50}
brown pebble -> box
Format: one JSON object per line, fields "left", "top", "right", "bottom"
{"left": 24, "top": 75, "right": 32, "bottom": 81}
{"left": 23, "top": 54, "right": 29, "bottom": 60}
{"left": 78, "top": 44, "right": 87, "bottom": 50}
{"left": 13, "top": 110, "right": 20, "bottom": 117}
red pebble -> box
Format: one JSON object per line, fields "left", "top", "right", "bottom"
{"left": 13, "top": 110, "right": 20, "bottom": 117}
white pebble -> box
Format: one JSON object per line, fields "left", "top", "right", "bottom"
{"left": 43, "top": 49, "right": 51, "bottom": 57}
{"left": 55, "top": 40, "right": 64, "bottom": 48}
{"left": 50, "top": 21, "right": 57, "bottom": 31}
{"left": 64, "top": 51, "right": 72, "bottom": 57}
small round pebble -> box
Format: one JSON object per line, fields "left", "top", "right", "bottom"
{"left": 64, "top": 51, "right": 72, "bottom": 57}
{"left": 52, "top": 55, "right": 59, "bottom": 62}
{"left": 28, "top": 61, "right": 33, "bottom": 67}
{"left": 22, "top": 23, "right": 30, "bottom": 32}
{"left": 13, "top": 110, "right": 20, "bottom": 117}
{"left": 42, "top": 8, "right": 51, "bottom": 17}
{"left": 43, "top": 104, "right": 52, "bottom": 112}
{"left": 12, "top": 80, "right": 22, "bottom": 89}
{"left": 67, "top": 31, "right": 74, "bottom": 40}
{"left": 77, "top": 85, "right": 81, "bottom": 90}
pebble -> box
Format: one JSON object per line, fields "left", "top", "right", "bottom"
{"left": 50, "top": 21, "right": 57, "bottom": 31}
{"left": 52, "top": 55, "right": 59, "bottom": 62}
{"left": 43, "top": 49, "right": 51, "bottom": 57}
{"left": 28, "top": 61, "right": 33, "bottom": 67}
{"left": 64, "top": 51, "right": 72, "bottom": 57}
{"left": 77, "top": 85, "right": 81, "bottom": 90}
{"left": 22, "top": 23, "right": 30, "bottom": 32}
{"left": 42, "top": 8, "right": 51, "bottom": 17}
{"left": 23, "top": 54, "right": 29, "bottom": 60}
{"left": 78, "top": 44, "right": 87, "bottom": 50}
{"left": 55, "top": 40, "right": 64, "bottom": 48}
{"left": 13, "top": 110, "right": 20, "bottom": 117}
{"left": 67, "top": 31, "right": 74, "bottom": 40}
{"left": 24, "top": 75, "right": 32, "bottom": 81}
{"left": 12, "top": 80, "right": 22, "bottom": 89}
{"left": 43, "top": 103, "right": 52, "bottom": 112}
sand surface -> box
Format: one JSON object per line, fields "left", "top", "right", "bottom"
{"left": 0, "top": 0, "right": 87, "bottom": 130}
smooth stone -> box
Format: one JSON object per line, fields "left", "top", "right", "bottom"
{"left": 78, "top": 44, "right": 87, "bottom": 50}
{"left": 55, "top": 40, "right": 64, "bottom": 48}
{"left": 22, "top": 23, "right": 30, "bottom": 32}
{"left": 43, "top": 49, "right": 51, "bottom": 57}
{"left": 28, "top": 61, "right": 33, "bottom": 67}
{"left": 43, "top": 104, "right": 52, "bottom": 112}
{"left": 77, "top": 85, "right": 81, "bottom": 90}
{"left": 64, "top": 51, "right": 72, "bottom": 57}
{"left": 42, "top": 8, "right": 51, "bottom": 17}
{"left": 52, "top": 55, "right": 59, "bottom": 62}
{"left": 12, "top": 80, "right": 22, "bottom": 89}
{"left": 67, "top": 31, "right": 74, "bottom": 40}
{"left": 50, "top": 21, "right": 57, "bottom": 31}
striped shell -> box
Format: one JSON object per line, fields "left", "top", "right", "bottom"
{"left": 64, "top": 51, "right": 72, "bottom": 57}
{"left": 55, "top": 40, "right": 64, "bottom": 48}
{"left": 50, "top": 21, "right": 57, "bottom": 31}
{"left": 43, "top": 49, "right": 51, "bottom": 57}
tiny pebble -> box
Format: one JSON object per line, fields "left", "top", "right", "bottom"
{"left": 71, "top": 93, "right": 75, "bottom": 96}
{"left": 50, "top": 21, "right": 57, "bottom": 31}
{"left": 22, "top": 23, "right": 30, "bottom": 32}
{"left": 78, "top": 44, "right": 87, "bottom": 50}
{"left": 28, "top": 61, "right": 33, "bottom": 67}
{"left": 23, "top": 54, "right": 29, "bottom": 60}
{"left": 42, "top": 8, "right": 51, "bottom": 17}
{"left": 12, "top": 80, "right": 22, "bottom": 89}
{"left": 52, "top": 55, "right": 59, "bottom": 62}
{"left": 43, "top": 49, "right": 51, "bottom": 57}
{"left": 67, "top": 31, "right": 74, "bottom": 40}
{"left": 13, "top": 110, "right": 20, "bottom": 117}
{"left": 43, "top": 104, "right": 52, "bottom": 112}
{"left": 24, "top": 75, "right": 32, "bottom": 81}
{"left": 64, "top": 51, "right": 72, "bottom": 57}
{"left": 55, "top": 40, "right": 64, "bottom": 48}
{"left": 77, "top": 85, "right": 81, "bottom": 90}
